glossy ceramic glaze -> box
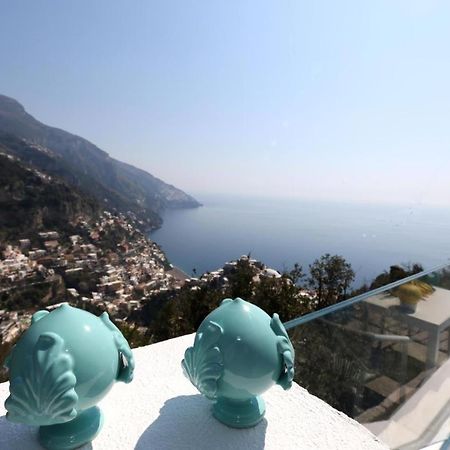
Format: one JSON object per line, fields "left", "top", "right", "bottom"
{"left": 4, "top": 304, "right": 134, "bottom": 449}
{"left": 182, "top": 298, "right": 294, "bottom": 428}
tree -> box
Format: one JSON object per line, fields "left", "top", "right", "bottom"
{"left": 308, "top": 254, "right": 355, "bottom": 308}
{"left": 286, "top": 263, "right": 305, "bottom": 285}
{"left": 228, "top": 258, "right": 256, "bottom": 300}
{"left": 251, "top": 273, "right": 310, "bottom": 322}
{"left": 350, "top": 262, "right": 425, "bottom": 296}
{"left": 149, "top": 284, "right": 226, "bottom": 342}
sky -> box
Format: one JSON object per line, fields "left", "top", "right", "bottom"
{"left": 1, "top": 1, "right": 450, "bottom": 206}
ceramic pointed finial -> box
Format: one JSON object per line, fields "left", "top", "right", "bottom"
{"left": 4, "top": 304, "right": 134, "bottom": 449}
{"left": 182, "top": 298, "right": 294, "bottom": 428}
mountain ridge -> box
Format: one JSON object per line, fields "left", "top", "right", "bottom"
{"left": 0, "top": 95, "right": 201, "bottom": 229}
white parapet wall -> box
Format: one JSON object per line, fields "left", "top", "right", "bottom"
{"left": 0, "top": 334, "right": 388, "bottom": 450}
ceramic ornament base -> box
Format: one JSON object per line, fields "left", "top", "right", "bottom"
{"left": 212, "top": 395, "right": 266, "bottom": 428}
{"left": 38, "top": 406, "right": 104, "bottom": 450}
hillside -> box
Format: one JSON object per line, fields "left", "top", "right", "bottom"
{"left": 0, "top": 150, "right": 100, "bottom": 242}
{"left": 0, "top": 95, "right": 200, "bottom": 229}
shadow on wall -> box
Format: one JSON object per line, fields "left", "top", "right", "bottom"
{"left": 135, "top": 394, "right": 267, "bottom": 450}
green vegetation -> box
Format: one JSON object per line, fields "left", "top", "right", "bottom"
{"left": 291, "top": 320, "right": 372, "bottom": 417}
{"left": 351, "top": 263, "right": 424, "bottom": 297}
{"left": 423, "top": 266, "right": 450, "bottom": 290}
{"left": 126, "top": 256, "right": 430, "bottom": 352}
{"left": 0, "top": 278, "right": 63, "bottom": 310}
{"left": 145, "top": 255, "right": 355, "bottom": 343}
{"left": 308, "top": 254, "right": 355, "bottom": 308}
{"left": 0, "top": 149, "right": 100, "bottom": 241}
{"left": 115, "top": 322, "right": 150, "bottom": 348}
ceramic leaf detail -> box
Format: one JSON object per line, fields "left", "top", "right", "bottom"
{"left": 182, "top": 321, "right": 224, "bottom": 399}
{"left": 270, "top": 313, "right": 295, "bottom": 390}
{"left": 5, "top": 332, "right": 78, "bottom": 425}
{"left": 100, "top": 312, "right": 135, "bottom": 383}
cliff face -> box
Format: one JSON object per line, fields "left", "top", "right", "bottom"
{"left": 0, "top": 95, "right": 201, "bottom": 229}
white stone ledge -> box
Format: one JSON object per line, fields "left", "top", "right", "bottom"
{"left": 0, "top": 334, "right": 388, "bottom": 449}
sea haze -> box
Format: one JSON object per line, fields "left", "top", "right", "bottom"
{"left": 150, "top": 194, "right": 450, "bottom": 287}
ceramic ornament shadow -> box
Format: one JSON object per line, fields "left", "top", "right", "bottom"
{"left": 182, "top": 297, "right": 295, "bottom": 428}
{"left": 3, "top": 304, "right": 135, "bottom": 450}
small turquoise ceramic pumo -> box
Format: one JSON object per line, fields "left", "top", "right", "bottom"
{"left": 4, "top": 304, "right": 134, "bottom": 450}
{"left": 182, "top": 297, "right": 295, "bottom": 428}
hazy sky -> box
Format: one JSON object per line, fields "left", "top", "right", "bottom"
{"left": 1, "top": 1, "right": 449, "bottom": 206}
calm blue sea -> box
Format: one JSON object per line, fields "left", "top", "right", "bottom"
{"left": 150, "top": 194, "right": 450, "bottom": 287}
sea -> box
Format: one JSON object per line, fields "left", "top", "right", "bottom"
{"left": 150, "top": 193, "right": 450, "bottom": 287}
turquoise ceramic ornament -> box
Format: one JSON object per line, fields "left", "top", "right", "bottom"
{"left": 4, "top": 304, "right": 134, "bottom": 450}
{"left": 182, "top": 297, "right": 294, "bottom": 428}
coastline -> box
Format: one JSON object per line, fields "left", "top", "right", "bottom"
{"left": 167, "top": 265, "right": 190, "bottom": 282}
{"left": 147, "top": 195, "right": 450, "bottom": 288}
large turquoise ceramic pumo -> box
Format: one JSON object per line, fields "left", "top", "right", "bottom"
{"left": 4, "top": 304, "right": 134, "bottom": 450}
{"left": 182, "top": 298, "right": 294, "bottom": 428}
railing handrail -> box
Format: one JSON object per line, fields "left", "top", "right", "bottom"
{"left": 319, "top": 317, "right": 411, "bottom": 342}
{"left": 283, "top": 261, "right": 450, "bottom": 330}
